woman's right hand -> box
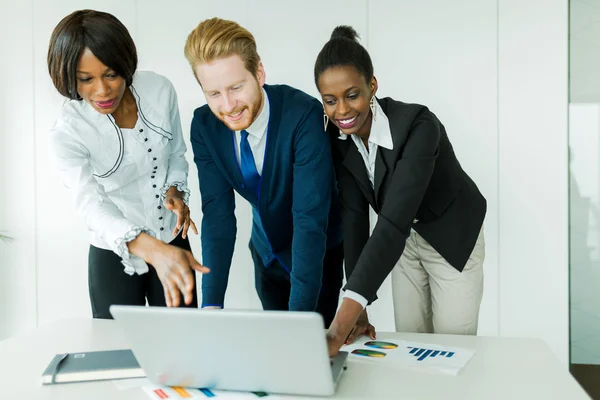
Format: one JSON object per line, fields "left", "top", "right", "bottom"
{"left": 128, "top": 233, "right": 209, "bottom": 307}
{"left": 147, "top": 242, "right": 209, "bottom": 307}
{"left": 345, "top": 309, "right": 376, "bottom": 345}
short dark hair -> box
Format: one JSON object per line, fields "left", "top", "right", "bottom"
{"left": 47, "top": 9, "right": 137, "bottom": 100}
{"left": 314, "top": 25, "right": 374, "bottom": 89}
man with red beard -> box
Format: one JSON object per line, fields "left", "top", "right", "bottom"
{"left": 184, "top": 18, "right": 343, "bottom": 326}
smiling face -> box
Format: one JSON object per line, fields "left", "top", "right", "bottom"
{"left": 194, "top": 54, "right": 265, "bottom": 131}
{"left": 318, "top": 65, "right": 377, "bottom": 140}
{"left": 75, "top": 48, "right": 128, "bottom": 115}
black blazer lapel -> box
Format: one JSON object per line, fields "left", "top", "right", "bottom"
{"left": 342, "top": 144, "right": 376, "bottom": 208}
{"left": 373, "top": 150, "right": 388, "bottom": 207}
{"left": 373, "top": 98, "right": 408, "bottom": 208}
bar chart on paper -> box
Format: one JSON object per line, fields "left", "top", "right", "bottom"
{"left": 407, "top": 347, "right": 455, "bottom": 361}
{"left": 342, "top": 338, "right": 475, "bottom": 375}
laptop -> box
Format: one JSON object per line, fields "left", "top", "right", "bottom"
{"left": 109, "top": 305, "right": 348, "bottom": 397}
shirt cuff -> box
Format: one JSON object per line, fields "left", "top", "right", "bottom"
{"left": 160, "top": 181, "right": 191, "bottom": 205}
{"left": 114, "top": 226, "right": 156, "bottom": 275}
{"left": 343, "top": 290, "right": 368, "bottom": 309}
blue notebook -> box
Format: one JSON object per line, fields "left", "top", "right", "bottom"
{"left": 41, "top": 349, "right": 146, "bottom": 384}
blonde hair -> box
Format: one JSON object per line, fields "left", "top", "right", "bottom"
{"left": 184, "top": 18, "right": 260, "bottom": 77}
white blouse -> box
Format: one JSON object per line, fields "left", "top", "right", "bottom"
{"left": 337, "top": 97, "right": 393, "bottom": 187}
{"left": 48, "top": 71, "right": 191, "bottom": 275}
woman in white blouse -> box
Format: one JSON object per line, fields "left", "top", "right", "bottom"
{"left": 47, "top": 9, "right": 209, "bottom": 318}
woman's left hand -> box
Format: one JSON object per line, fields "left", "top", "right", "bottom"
{"left": 164, "top": 187, "right": 198, "bottom": 239}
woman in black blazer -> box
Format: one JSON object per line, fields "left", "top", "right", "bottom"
{"left": 315, "top": 26, "right": 487, "bottom": 356}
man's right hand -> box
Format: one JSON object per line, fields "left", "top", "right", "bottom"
{"left": 147, "top": 242, "right": 209, "bottom": 307}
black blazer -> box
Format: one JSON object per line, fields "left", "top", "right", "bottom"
{"left": 329, "top": 98, "right": 486, "bottom": 303}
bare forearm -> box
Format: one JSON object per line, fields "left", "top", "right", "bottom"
{"left": 127, "top": 232, "right": 166, "bottom": 263}
{"left": 328, "top": 297, "right": 364, "bottom": 345}
{"left": 166, "top": 185, "right": 184, "bottom": 199}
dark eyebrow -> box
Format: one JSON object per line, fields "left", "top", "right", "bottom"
{"left": 76, "top": 67, "right": 113, "bottom": 74}
{"left": 322, "top": 86, "right": 360, "bottom": 97}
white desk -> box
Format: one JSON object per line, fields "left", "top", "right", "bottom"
{"left": 0, "top": 318, "right": 589, "bottom": 399}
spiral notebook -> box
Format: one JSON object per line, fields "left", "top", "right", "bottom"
{"left": 41, "top": 349, "right": 146, "bottom": 384}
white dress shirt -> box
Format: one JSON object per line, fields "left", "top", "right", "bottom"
{"left": 338, "top": 98, "right": 394, "bottom": 309}
{"left": 48, "top": 71, "right": 190, "bottom": 275}
{"left": 233, "top": 88, "right": 270, "bottom": 172}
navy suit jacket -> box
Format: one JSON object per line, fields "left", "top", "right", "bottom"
{"left": 190, "top": 84, "right": 342, "bottom": 311}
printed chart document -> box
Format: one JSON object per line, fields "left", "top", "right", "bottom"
{"left": 118, "top": 378, "right": 317, "bottom": 399}
{"left": 341, "top": 336, "right": 475, "bottom": 375}
{"left": 139, "top": 380, "right": 282, "bottom": 399}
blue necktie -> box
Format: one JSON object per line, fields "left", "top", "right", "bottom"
{"left": 240, "top": 130, "right": 261, "bottom": 196}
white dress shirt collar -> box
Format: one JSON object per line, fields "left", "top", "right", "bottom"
{"left": 243, "top": 88, "right": 270, "bottom": 139}
{"left": 337, "top": 97, "right": 393, "bottom": 151}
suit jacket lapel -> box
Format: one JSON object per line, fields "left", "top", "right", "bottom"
{"left": 374, "top": 149, "right": 388, "bottom": 206}
{"left": 213, "top": 121, "right": 244, "bottom": 184}
{"left": 258, "top": 85, "right": 280, "bottom": 210}
{"left": 342, "top": 143, "right": 377, "bottom": 208}
{"left": 373, "top": 98, "right": 396, "bottom": 208}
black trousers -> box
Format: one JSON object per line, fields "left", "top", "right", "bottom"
{"left": 88, "top": 233, "right": 198, "bottom": 319}
{"left": 249, "top": 241, "right": 343, "bottom": 328}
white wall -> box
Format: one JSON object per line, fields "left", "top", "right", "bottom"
{"left": 0, "top": 0, "right": 37, "bottom": 340}
{"left": 498, "top": 0, "right": 569, "bottom": 364}
{"left": 0, "top": 0, "right": 569, "bottom": 364}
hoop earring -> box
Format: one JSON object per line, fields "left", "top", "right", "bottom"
{"left": 370, "top": 96, "right": 377, "bottom": 122}
{"left": 323, "top": 112, "right": 329, "bottom": 130}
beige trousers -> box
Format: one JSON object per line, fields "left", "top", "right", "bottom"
{"left": 391, "top": 228, "right": 485, "bottom": 335}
